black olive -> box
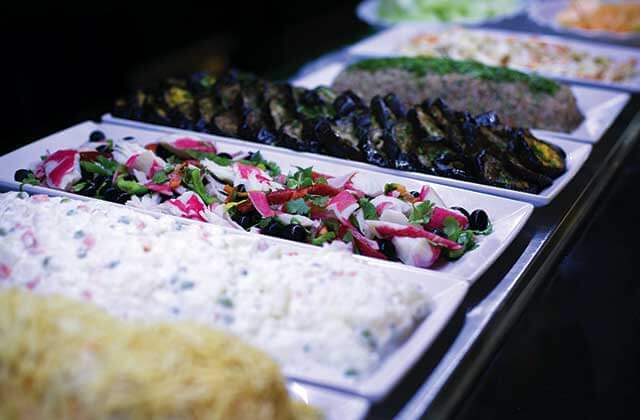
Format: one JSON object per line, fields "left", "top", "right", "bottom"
{"left": 102, "top": 187, "right": 120, "bottom": 202}
{"left": 469, "top": 210, "right": 489, "bottom": 231}
{"left": 236, "top": 184, "right": 246, "bottom": 193}
{"left": 116, "top": 192, "right": 130, "bottom": 204}
{"left": 80, "top": 181, "right": 97, "bottom": 197}
{"left": 155, "top": 145, "right": 173, "bottom": 160}
{"left": 96, "top": 144, "right": 109, "bottom": 153}
{"left": 379, "top": 239, "right": 398, "bottom": 260}
{"left": 285, "top": 224, "right": 308, "bottom": 242}
{"left": 123, "top": 136, "right": 135, "bottom": 141}
{"left": 89, "top": 130, "right": 106, "bottom": 142}
{"left": 451, "top": 206, "right": 470, "bottom": 219}
{"left": 217, "top": 152, "right": 233, "bottom": 160}
{"left": 410, "top": 190, "right": 420, "bottom": 198}
{"left": 262, "top": 220, "right": 284, "bottom": 237}
{"left": 431, "top": 228, "right": 447, "bottom": 238}
{"left": 14, "top": 169, "right": 32, "bottom": 182}
{"left": 235, "top": 211, "right": 261, "bottom": 229}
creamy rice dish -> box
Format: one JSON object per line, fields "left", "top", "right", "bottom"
{"left": 0, "top": 192, "right": 432, "bottom": 379}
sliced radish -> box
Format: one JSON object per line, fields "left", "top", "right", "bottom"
{"left": 326, "top": 191, "right": 359, "bottom": 224}
{"left": 201, "top": 158, "right": 234, "bottom": 183}
{"left": 426, "top": 207, "right": 469, "bottom": 230}
{"left": 392, "top": 237, "right": 441, "bottom": 268}
{"left": 379, "top": 208, "right": 409, "bottom": 225}
{"left": 41, "top": 149, "right": 81, "bottom": 191}
{"left": 370, "top": 195, "right": 412, "bottom": 215}
{"left": 349, "top": 172, "right": 384, "bottom": 196}
{"left": 158, "top": 134, "right": 217, "bottom": 158}
{"left": 366, "top": 220, "right": 462, "bottom": 250}
{"left": 248, "top": 191, "right": 275, "bottom": 217}
{"left": 160, "top": 191, "right": 207, "bottom": 222}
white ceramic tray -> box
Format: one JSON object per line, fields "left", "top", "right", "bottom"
{"left": 356, "top": 0, "right": 527, "bottom": 28}
{"left": 347, "top": 23, "right": 640, "bottom": 93}
{"left": 1, "top": 171, "right": 469, "bottom": 401}
{"left": 0, "top": 121, "right": 533, "bottom": 283}
{"left": 102, "top": 114, "right": 590, "bottom": 207}
{"left": 527, "top": 0, "right": 640, "bottom": 43}
{"left": 291, "top": 58, "right": 629, "bottom": 144}
{"left": 288, "top": 381, "right": 370, "bottom": 419}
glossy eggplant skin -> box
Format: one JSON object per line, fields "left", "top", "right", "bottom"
{"left": 113, "top": 69, "right": 568, "bottom": 195}
{"left": 512, "top": 129, "right": 567, "bottom": 178}
{"left": 315, "top": 117, "right": 362, "bottom": 162}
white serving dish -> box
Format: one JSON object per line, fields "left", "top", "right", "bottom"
{"left": 291, "top": 56, "right": 629, "bottom": 144}
{"left": 0, "top": 121, "right": 533, "bottom": 284}
{"left": 527, "top": 0, "right": 640, "bottom": 43}
{"left": 102, "top": 113, "right": 589, "bottom": 207}
{"left": 1, "top": 127, "right": 473, "bottom": 400}
{"left": 347, "top": 22, "right": 640, "bottom": 94}
{"left": 288, "top": 382, "right": 370, "bottom": 419}
{"left": 356, "top": 0, "right": 526, "bottom": 28}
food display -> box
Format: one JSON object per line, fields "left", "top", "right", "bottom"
{"left": 14, "top": 130, "right": 493, "bottom": 268}
{"left": 400, "top": 27, "right": 638, "bottom": 83}
{"left": 556, "top": 0, "right": 640, "bottom": 35}
{"left": 0, "top": 191, "right": 437, "bottom": 379}
{"left": 0, "top": 289, "right": 317, "bottom": 420}
{"left": 376, "top": 0, "right": 521, "bottom": 23}
{"left": 111, "top": 70, "right": 567, "bottom": 194}
{"left": 333, "top": 57, "right": 584, "bottom": 133}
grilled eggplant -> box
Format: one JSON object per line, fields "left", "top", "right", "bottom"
{"left": 113, "top": 69, "right": 569, "bottom": 195}
{"left": 315, "top": 117, "right": 362, "bottom": 161}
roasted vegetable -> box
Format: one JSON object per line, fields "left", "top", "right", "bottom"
{"left": 112, "top": 69, "right": 569, "bottom": 195}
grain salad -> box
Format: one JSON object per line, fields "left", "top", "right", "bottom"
{"left": 0, "top": 192, "right": 433, "bottom": 379}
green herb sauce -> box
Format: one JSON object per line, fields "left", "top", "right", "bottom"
{"left": 348, "top": 57, "right": 560, "bottom": 95}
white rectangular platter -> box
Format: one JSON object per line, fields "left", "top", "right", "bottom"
{"left": 287, "top": 381, "right": 370, "bottom": 420}
{"left": 347, "top": 23, "right": 640, "bottom": 93}
{"left": 291, "top": 59, "right": 628, "bottom": 144}
{"left": 102, "top": 113, "right": 590, "bottom": 207}
{"left": 0, "top": 121, "right": 533, "bottom": 284}
{"left": 1, "top": 171, "right": 468, "bottom": 401}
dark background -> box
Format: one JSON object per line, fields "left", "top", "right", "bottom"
{"left": 1, "top": 3, "right": 639, "bottom": 419}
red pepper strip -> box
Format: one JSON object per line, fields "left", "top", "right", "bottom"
{"left": 291, "top": 187, "right": 311, "bottom": 200}
{"left": 308, "top": 183, "right": 341, "bottom": 197}
{"left": 311, "top": 170, "right": 333, "bottom": 180}
{"left": 267, "top": 190, "right": 294, "bottom": 205}
{"left": 79, "top": 151, "right": 102, "bottom": 161}
{"left": 236, "top": 200, "right": 254, "bottom": 213}
{"left": 144, "top": 143, "right": 158, "bottom": 152}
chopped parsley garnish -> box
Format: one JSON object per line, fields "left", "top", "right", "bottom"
{"left": 443, "top": 216, "right": 477, "bottom": 260}
{"left": 151, "top": 170, "right": 169, "bottom": 184}
{"left": 409, "top": 201, "right": 434, "bottom": 225}
{"left": 308, "top": 194, "right": 330, "bottom": 207}
{"left": 286, "top": 166, "right": 314, "bottom": 189}
{"left": 286, "top": 198, "right": 310, "bottom": 216}
{"left": 342, "top": 230, "right": 354, "bottom": 243}
{"left": 243, "top": 151, "right": 281, "bottom": 177}
{"left": 358, "top": 198, "right": 378, "bottom": 220}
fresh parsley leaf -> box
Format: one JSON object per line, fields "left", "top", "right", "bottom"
{"left": 342, "top": 230, "right": 353, "bottom": 243}
{"left": 358, "top": 198, "right": 378, "bottom": 220}
{"left": 308, "top": 195, "right": 330, "bottom": 207}
{"left": 286, "top": 166, "right": 314, "bottom": 189}
{"left": 323, "top": 219, "right": 341, "bottom": 232}
{"left": 245, "top": 151, "right": 281, "bottom": 176}
{"left": 286, "top": 198, "right": 310, "bottom": 216}
{"left": 443, "top": 216, "right": 462, "bottom": 240}
{"left": 183, "top": 167, "right": 215, "bottom": 205}
{"left": 311, "top": 231, "right": 336, "bottom": 246}
{"left": 152, "top": 170, "right": 169, "bottom": 184}
{"left": 315, "top": 176, "right": 328, "bottom": 184}
{"left": 409, "top": 201, "right": 434, "bottom": 225}
{"left": 257, "top": 217, "right": 275, "bottom": 228}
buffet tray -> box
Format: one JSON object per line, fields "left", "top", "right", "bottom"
{"left": 347, "top": 23, "right": 640, "bottom": 93}
{"left": 102, "top": 114, "right": 590, "bottom": 207}
{"left": 0, "top": 121, "right": 533, "bottom": 284}
{"left": 291, "top": 59, "right": 629, "bottom": 144}
{"left": 288, "top": 381, "right": 369, "bottom": 420}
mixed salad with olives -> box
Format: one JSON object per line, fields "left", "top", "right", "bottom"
{"left": 14, "top": 130, "right": 492, "bottom": 268}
